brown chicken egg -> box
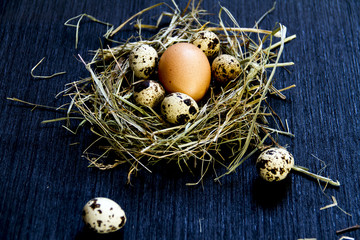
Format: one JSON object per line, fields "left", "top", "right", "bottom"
{"left": 158, "top": 43, "right": 211, "bottom": 102}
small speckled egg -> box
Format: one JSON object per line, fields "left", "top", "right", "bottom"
{"left": 129, "top": 44, "right": 158, "bottom": 79}
{"left": 133, "top": 80, "right": 165, "bottom": 108}
{"left": 158, "top": 43, "right": 211, "bottom": 102}
{"left": 191, "top": 31, "right": 220, "bottom": 58}
{"left": 256, "top": 147, "right": 295, "bottom": 182}
{"left": 82, "top": 197, "right": 126, "bottom": 234}
{"left": 211, "top": 54, "right": 241, "bottom": 83}
{"left": 161, "top": 92, "right": 199, "bottom": 124}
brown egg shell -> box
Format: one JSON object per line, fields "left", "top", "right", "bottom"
{"left": 158, "top": 43, "right": 211, "bottom": 102}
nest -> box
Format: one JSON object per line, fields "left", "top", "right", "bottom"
{"left": 61, "top": 1, "right": 296, "bottom": 183}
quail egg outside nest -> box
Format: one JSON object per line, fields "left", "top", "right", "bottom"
{"left": 82, "top": 197, "right": 126, "bottom": 234}
{"left": 256, "top": 147, "right": 295, "bottom": 182}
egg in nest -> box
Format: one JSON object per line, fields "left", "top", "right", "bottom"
{"left": 191, "top": 30, "right": 220, "bottom": 58}
{"left": 212, "top": 54, "right": 242, "bottom": 83}
{"left": 161, "top": 92, "right": 199, "bottom": 124}
{"left": 133, "top": 80, "right": 165, "bottom": 108}
{"left": 158, "top": 43, "right": 211, "bottom": 102}
{"left": 129, "top": 44, "right": 158, "bottom": 79}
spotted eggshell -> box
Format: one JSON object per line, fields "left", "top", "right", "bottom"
{"left": 82, "top": 197, "right": 126, "bottom": 234}
{"left": 161, "top": 92, "right": 199, "bottom": 124}
{"left": 211, "top": 54, "right": 241, "bottom": 83}
{"left": 191, "top": 31, "right": 220, "bottom": 58}
{"left": 129, "top": 44, "right": 158, "bottom": 79}
{"left": 256, "top": 148, "right": 295, "bottom": 182}
{"left": 133, "top": 80, "right": 165, "bottom": 108}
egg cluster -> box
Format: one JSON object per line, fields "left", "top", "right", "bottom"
{"left": 128, "top": 31, "right": 242, "bottom": 125}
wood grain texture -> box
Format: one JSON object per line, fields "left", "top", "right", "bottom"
{"left": 0, "top": 0, "right": 359, "bottom": 239}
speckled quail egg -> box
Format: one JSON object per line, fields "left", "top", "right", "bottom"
{"left": 82, "top": 197, "right": 126, "bottom": 234}
{"left": 133, "top": 80, "right": 165, "bottom": 108}
{"left": 161, "top": 92, "right": 199, "bottom": 124}
{"left": 256, "top": 147, "right": 295, "bottom": 182}
{"left": 191, "top": 30, "right": 220, "bottom": 58}
{"left": 211, "top": 54, "right": 241, "bottom": 83}
{"left": 129, "top": 44, "right": 158, "bottom": 79}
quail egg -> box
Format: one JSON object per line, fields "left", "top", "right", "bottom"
{"left": 211, "top": 54, "right": 241, "bottom": 83}
{"left": 129, "top": 44, "right": 158, "bottom": 79}
{"left": 191, "top": 30, "right": 220, "bottom": 58}
{"left": 161, "top": 92, "right": 199, "bottom": 124}
{"left": 256, "top": 147, "right": 295, "bottom": 182}
{"left": 82, "top": 197, "right": 126, "bottom": 234}
{"left": 133, "top": 80, "right": 165, "bottom": 108}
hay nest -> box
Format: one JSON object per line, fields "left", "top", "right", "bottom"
{"left": 61, "top": 1, "right": 296, "bottom": 183}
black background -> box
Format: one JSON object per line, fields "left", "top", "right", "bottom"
{"left": 1, "top": 0, "right": 359, "bottom": 239}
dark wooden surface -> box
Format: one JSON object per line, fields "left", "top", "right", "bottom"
{"left": 1, "top": 0, "right": 360, "bottom": 239}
